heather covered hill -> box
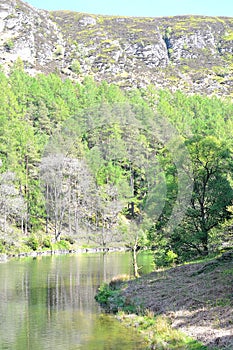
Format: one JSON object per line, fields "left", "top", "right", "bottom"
{"left": 0, "top": 0, "right": 233, "bottom": 95}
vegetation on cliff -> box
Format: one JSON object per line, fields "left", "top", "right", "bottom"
{"left": 1, "top": 1, "right": 233, "bottom": 95}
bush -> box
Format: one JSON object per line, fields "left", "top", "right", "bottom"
{"left": 95, "top": 275, "right": 137, "bottom": 314}
{"left": 42, "top": 237, "right": 52, "bottom": 249}
{"left": 154, "top": 249, "right": 178, "bottom": 267}
{"left": 4, "top": 39, "right": 14, "bottom": 51}
{"left": 70, "top": 60, "right": 81, "bottom": 74}
{"left": 52, "top": 239, "right": 71, "bottom": 251}
{"left": 165, "top": 250, "right": 178, "bottom": 265}
{"left": 26, "top": 235, "right": 39, "bottom": 251}
{"left": 95, "top": 283, "right": 126, "bottom": 313}
{"left": 95, "top": 283, "right": 113, "bottom": 304}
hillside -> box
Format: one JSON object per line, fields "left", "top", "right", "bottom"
{"left": 0, "top": 3, "right": 233, "bottom": 346}
{"left": 96, "top": 252, "right": 233, "bottom": 349}
{"left": 1, "top": 0, "right": 233, "bottom": 96}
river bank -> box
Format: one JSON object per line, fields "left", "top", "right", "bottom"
{"left": 0, "top": 246, "right": 129, "bottom": 262}
{"left": 96, "top": 252, "right": 233, "bottom": 349}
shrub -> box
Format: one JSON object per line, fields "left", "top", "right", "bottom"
{"left": 42, "top": 237, "right": 52, "bottom": 249}
{"left": 165, "top": 250, "right": 178, "bottom": 265}
{"left": 26, "top": 235, "right": 39, "bottom": 251}
{"left": 95, "top": 283, "right": 127, "bottom": 313}
{"left": 95, "top": 275, "right": 137, "bottom": 314}
{"left": 4, "top": 39, "right": 14, "bottom": 51}
{"left": 52, "top": 239, "right": 71, "bottom": 251}
{"left": 70, "top": 60, "right": 81, "bottom": 74}
{"left": 154, "top": 249, "right": 178, "bottom": 267}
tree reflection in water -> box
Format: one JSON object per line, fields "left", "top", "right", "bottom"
{"left": 0, "top": 252, "right": 153, "bottom": 349}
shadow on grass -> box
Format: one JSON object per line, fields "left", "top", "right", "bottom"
{"left": 99, "top": 256, "right": 233, "bottom": 349}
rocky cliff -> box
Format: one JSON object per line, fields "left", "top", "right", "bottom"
{"left": 1, "top": 0, "right": 233, "bottom": 96}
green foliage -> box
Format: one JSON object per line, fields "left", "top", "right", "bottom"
{"left": 0, "top": 240, "right": 5, "bottom": 253}
{"left": 164, "top": 26, "right": 172, "bottom": 39}
{"left": 176, "top": 136, "right": 233, "bottom": 256}
{"left": 165, "top": 249, "right": 178, "bottom": 265}
{"left": 70, "top": 60, "right": 81, "bottom": 73}
{"left": 223, "top": 30, "right": 233, "bottom": 41}
{"left": 26, "top": 235, "right": 39, "bottom": 251}
{"left": 52, "top": 240, "right": 71, "bottom": 251}
{"left": 4, "top": 39, "right": 14, "bottom": 51}
{"left": 0, "top": 66, "right": 233, "bottom": 259}
{"left": 42, "top": 237, "right": 52, "bottom": 249}
{"left": 97, "top": 281, "right": 208, "bottom": 349}
{"left": 154, "top": 247, "right": 178, "bottom": 267}
{"left": 95, "top": 283, "right": 113, "bottom": 304}
{"left": 95, "top": 276, "right": 137, "bottom": 313}
{"left": 95, "top": 283, "right": 124, "bottom": 313}
{"left": 148, "top": 315, "right": 207, "bottom": 349}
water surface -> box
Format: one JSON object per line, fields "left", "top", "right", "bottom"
{"left": 0, "top": 251, "right": 154, "bottom": 349}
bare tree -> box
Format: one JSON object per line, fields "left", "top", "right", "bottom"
{"left": 40, "top": 154, "right": 71, "bottom": 241}
{"left": 0, "top": 171, "right": 25, "bottom": 238}
{"left": 40, "top": 154, "right": 96, "bottom": 241}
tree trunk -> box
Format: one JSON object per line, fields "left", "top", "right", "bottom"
{"left": 202, "top": 231, "right": 209, "bottom": 256}
{"left": 203, "top": 242, "right": 209, "bottom": 256}
{"left": 132, "top": 245, "right": 140, "bottom": 278}
{"left": 55, "top": 229, "right": 61, "bottom": 242}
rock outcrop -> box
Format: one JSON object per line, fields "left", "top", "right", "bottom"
{"left": 1, "top": 0, "right": 233, "bottom": 96}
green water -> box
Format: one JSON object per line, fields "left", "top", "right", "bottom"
{"left": 0, "top": 251, "right": 154, "bottom": 349}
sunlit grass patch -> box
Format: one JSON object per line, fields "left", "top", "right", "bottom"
{"left": 116, "top": 313, "right": 207, "bottom": 349}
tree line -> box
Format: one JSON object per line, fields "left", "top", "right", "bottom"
{"left": 0, "top": 60, "right": 232, "bottom": 263}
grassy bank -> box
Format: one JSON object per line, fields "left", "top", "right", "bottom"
{"left": 95, "top": 252, "right": 233, "bottom": 349}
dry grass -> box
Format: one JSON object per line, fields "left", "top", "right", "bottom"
{"left": 109, "top": 274, "right": 131, "bottom": 290}
{"left": 120, "top": 255, "right": 233, "bottom": 349}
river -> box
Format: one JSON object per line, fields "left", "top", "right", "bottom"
{"left": 0, "top": 251, "right": 154, "bottom": 349}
